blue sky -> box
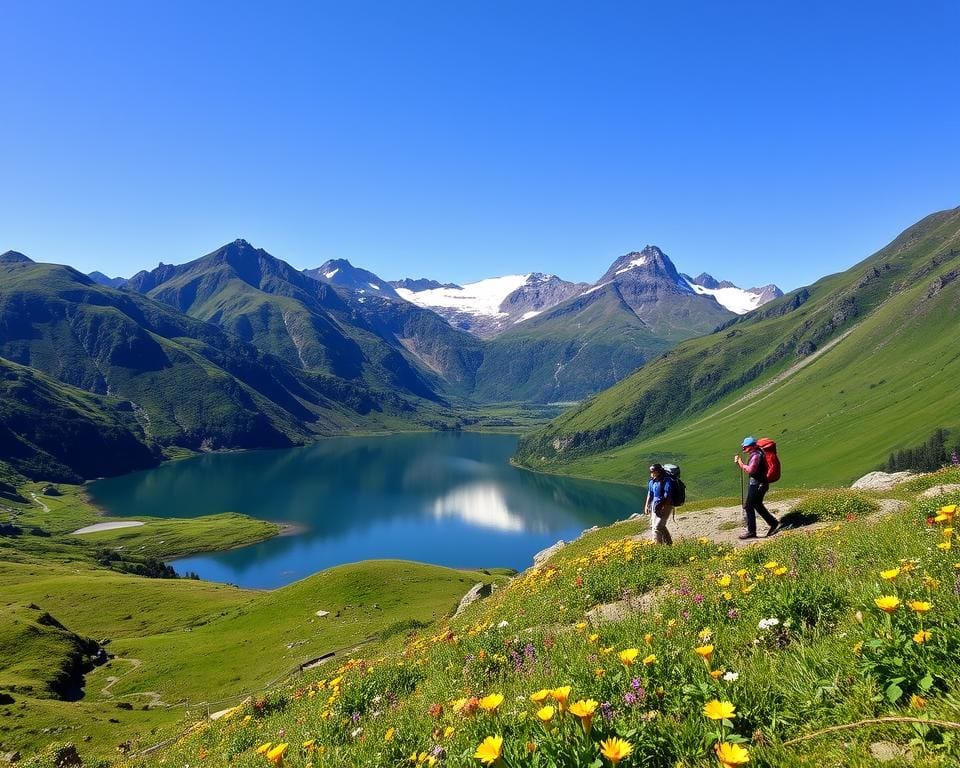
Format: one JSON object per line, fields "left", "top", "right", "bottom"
{"left": 1, "top": 1, "right": 957, "bottom": 291}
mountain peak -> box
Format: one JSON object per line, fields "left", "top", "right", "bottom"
{"left": 599, "top": 245, "right": 688, "bottom": 289}
{"left": 303, "top": 259, "right": 399, "bottom": 299}
{"left": 0, "top": 250, "right": 33, "bottom": 265}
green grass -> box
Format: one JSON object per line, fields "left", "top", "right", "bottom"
{"left": 147, "top": 492, "right": 960, "bottom": 768}
{"left": 1, "top": 476, "right": 512, "bottom": 761}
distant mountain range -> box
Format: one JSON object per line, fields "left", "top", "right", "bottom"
{"left": 1, "top": 240, "right": 785, "bottom": 482}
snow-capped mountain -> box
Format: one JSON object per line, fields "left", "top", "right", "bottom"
{"left": 682, "top": 272, "right": 784, "bottom": 314}
{"left": 394, "top": 273, "right": 587, "bottom": 338}
{"left": 303, "top": 259, "right": 401, "bottom": 300}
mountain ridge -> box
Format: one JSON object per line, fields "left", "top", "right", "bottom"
{"left": 513, "top": 205, "right": 960, "bottom": 493}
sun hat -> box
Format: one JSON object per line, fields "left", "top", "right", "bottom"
{"left": 741, "top": 436, "right": 757, "bottom": 448}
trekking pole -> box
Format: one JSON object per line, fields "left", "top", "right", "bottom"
{"left": 738, "top": 463, "right": 743, "bottom": 507}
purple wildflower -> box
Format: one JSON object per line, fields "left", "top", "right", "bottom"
{"left": 624, "top": 692, "right": 637, "bottom": 706}
{"left": 600, "top": 701, "right": 614, "bottom": 720}
{"left": 693, "top": 593, "right": 705, "bottom": 605}
{"left": 727, "top": 608, "right": 740, "bottom": 619}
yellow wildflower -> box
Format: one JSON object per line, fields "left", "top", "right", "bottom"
{"left": 717, "top": 575, "right": 732, "bottom": 588}
{"left": 874, "top": 595, "right": 900, "bottom": 613}
{"left": 694, "top": 645, "right": 715, "bottom": 664}
{"left": 529, "top": 689, "right": 551, "bottom": 704}
{"left": 763, "top": 560, "right": 779, "bottom": 570}
{"left": 642, "top": 653, "right": 657, "bottom": 666}
{"left": 911, "top": 694, "right": 927, "bottom": 708}
{"left": 913, "top": 629, "right": 932, "bottom": 644}
{"left": 256, "top": 743, "right": 272, "bottom": 756}
{"left": 384, "top": 728, "right": 395, "bottom": 742}
{"left": 618, "top": 648, "right": 639, "bottom": 666}
{"left": 479, "top": 693, "right": 504, "bottom": 712}
{"left": 773, "top": 566, "right": 788, "bottom": 576}
{"left": 715, "top": 741, "right": 750, "bottom": 767}
{"left": 907, "top": 600, "right": 932, "bottom": 614}
{"left": 473, "top": 735, "right": 503, "bottom": 766}
{"left": 535, "top": 705, "right": 555, "bottom": 723}
{"left": 551, "top": 686, "right": 572, "bottom": 708}
{"left": 703, "top": 699, "right": 736, "bottom": 720}
{"left": 879, "top": 568, "right": 900, "bottom": 581}
{"left": 568, "top": 699, "right": 599, "bottom": 733}
{"left": 937, "top": 541, "right": 952, "bottom": 551}
{"left": 266, "top": 744, "right": 288, "bottom": 766}
{"left": 599, "top": 736, "right": 633, "bottom": 764}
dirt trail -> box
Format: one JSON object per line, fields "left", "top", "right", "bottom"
{"left": 657, "top": 495, "right": 905, "bottom": 548}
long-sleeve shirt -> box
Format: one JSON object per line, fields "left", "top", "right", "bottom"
{"left": 740, "top": 450, "right": 766, "bottom": 484}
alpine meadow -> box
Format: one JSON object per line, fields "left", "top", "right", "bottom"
{"left": 2, "top": 4, "right": 960, "bottom": 768}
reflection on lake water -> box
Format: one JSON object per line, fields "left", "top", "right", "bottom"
{"left": 88, "top": 432, "right": 644, "bottom": 589}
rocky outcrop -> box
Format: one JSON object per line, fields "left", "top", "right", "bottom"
{"left": 850, "top": 471, "right": 914, "bottom": 491}
{"left": 454, "top": 582, "right": 492, "bottom": 617}
{"left": 919, "top": 483, "right": 960, "bottom": 499}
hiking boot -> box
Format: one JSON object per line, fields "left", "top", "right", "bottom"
{"left": 738, "top": 533, "right": 757, "bottom": 540}
{"left": 766, "top": 522, "right": 780, "bottom": 537}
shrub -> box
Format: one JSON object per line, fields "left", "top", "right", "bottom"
{"left": 788, "top": 490, "right": 878, "bottom": 521}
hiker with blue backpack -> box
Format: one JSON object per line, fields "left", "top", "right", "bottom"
{"left": 734, "top": 436, "right": 781, "bottom": 540}
{"left": 645, "top": 463, "right": 675, "bottom": 545}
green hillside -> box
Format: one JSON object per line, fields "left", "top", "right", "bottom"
{"left": 515, "top": 207, "right": 960, "bottom": 494}
{"left": 130, "top": 240, "right": 480, "bottom": 401}
{"left": 0, "top": 257, "right": 456, "bottom": 477}
{"left": 0, "top": 357, "right": 158, "bottom": 482}
{"left": 476, "top": 285, "right": 673, "bottom": 402}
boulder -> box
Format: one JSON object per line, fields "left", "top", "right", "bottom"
{"left": 850, "top": 471, "right": 913, "bottom": 491}
{"left": 533, "top": 540, "right": 566, "bottom": 567}
{"left": 919, "top": 483, "right": 960, "bottom": 499}
{"left": 453, "top": 582, "right": 492, "bottom": 617}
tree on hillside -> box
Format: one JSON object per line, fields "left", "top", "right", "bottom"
{"left": 885, "top": 428, "right": 960, "bottom": 472}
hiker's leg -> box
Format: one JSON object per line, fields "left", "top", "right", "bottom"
{"left": 649, "top": 510, "right": 659, "bottom": 543}
{"left": 653, "top": 512, "right": 672, "bottom": 545}
{"left": 743, "top": 487, "right": 759, "bottom": 535}
{"left": 754, "top": 483, "right": 778, "bottom": 526}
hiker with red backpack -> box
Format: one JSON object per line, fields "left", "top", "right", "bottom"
{"left": 734, "top": 436, "right": 781, "bottom": 540}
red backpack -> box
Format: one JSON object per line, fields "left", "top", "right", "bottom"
{"left": 756, "top": 438, "right": 781, "bottom": 483}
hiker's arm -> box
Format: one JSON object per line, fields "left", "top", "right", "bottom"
{"left": 644, "top": 489, "right": 652, "bottom": 513}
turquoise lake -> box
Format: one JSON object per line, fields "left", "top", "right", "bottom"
{"left": 87, "top": 432, "right": 644, "bottom": 589}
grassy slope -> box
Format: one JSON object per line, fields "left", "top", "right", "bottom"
{"left": 515, "top": 207, "right": 960, "bottom": 494}
{"left": 0, "top": 357, "right": 158, "bottom": 482}
{"left": 1, "top": 483, "right": 509, "bottom": 759}
{"left": 151, "top": 476, "right": 960, "bottom": 768}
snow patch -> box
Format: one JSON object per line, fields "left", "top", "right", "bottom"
{"left": 396, "top": 274, "right": 531, "bottom": 317}
{"left": 615, "top": 255, "right": 648, "bottom": 275}
{"left": 369, "top": 283, "right": 381, "bottom": 290}
{"left": 324, "top": 269, "right": 339, "bottom": 279}
{"left": 688, "top": 282, "right": 763, "bottom": 314}
{"left": 581, "top": 281, "right": 612, "bottom": 296}
{"left": 514, "top": 310, "right": 541, "bottom": 324}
